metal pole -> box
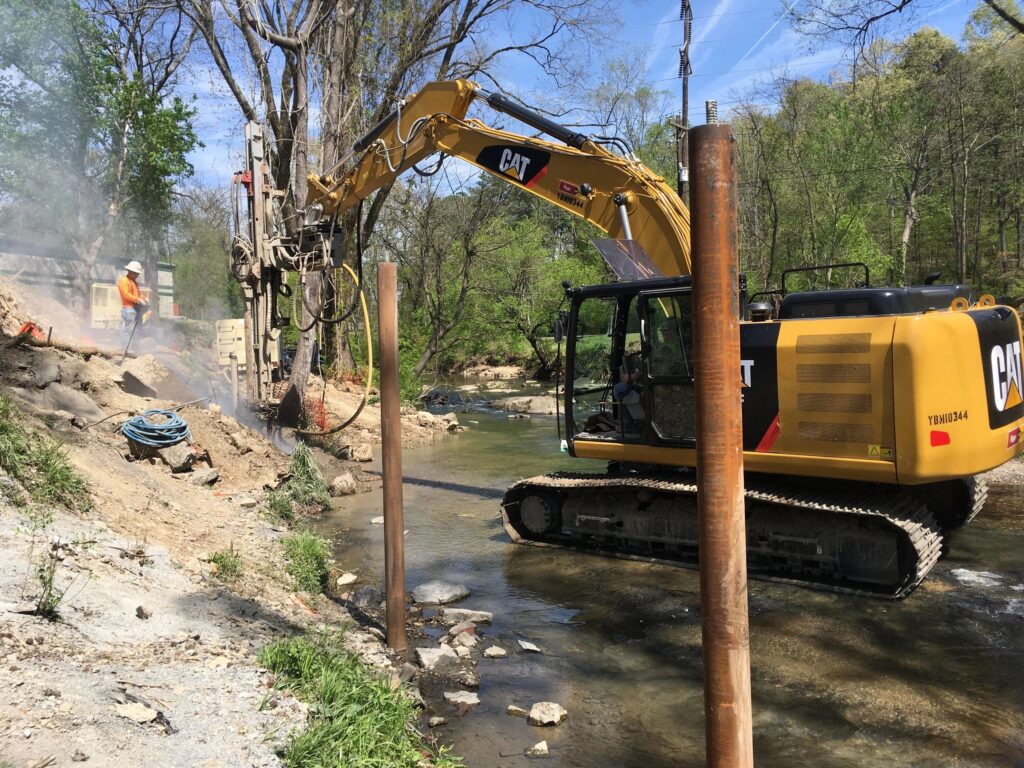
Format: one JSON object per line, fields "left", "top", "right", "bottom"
{"left": 243, "top": 304, "right": 256, "bottom": 400}
{"left": 229, "top": 352, "right": 239, "bottom": 412}
{"left": 678, "top": 0, "right": 692, "bottom": 203}
{"left": 377, "top": 261, "right": 407, "bottom": 652}
{"left": 689, "top": 123, "right": 754, "bottom": 768}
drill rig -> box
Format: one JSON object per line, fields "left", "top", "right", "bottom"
{"left": 235, "top": 80, "right": 1024, "bottom": 597}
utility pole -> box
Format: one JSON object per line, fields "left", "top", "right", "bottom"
{"left": 676, "top": 0, "right": 693, "bottom": 203}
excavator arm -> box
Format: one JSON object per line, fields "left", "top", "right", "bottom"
{"left": 305, "top": 80, "right": 691, "bottom": 278}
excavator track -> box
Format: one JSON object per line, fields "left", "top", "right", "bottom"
{"left": 501, "top": 472, "right": 946, "bottom": 599}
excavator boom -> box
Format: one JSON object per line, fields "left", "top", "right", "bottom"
{"left": 306, "top": 80, "right": 691, "bottom": 279}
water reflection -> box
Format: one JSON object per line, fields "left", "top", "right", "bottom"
{"left": 318, "top": 407, "right": 1024, "bottom": 768}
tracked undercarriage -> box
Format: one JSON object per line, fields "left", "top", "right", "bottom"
{"left": 501, "top": 472, "right": 987, "bottom": 598}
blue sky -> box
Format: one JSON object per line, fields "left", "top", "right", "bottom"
{"left": 179, "top": 0, "right": 977, "bottom": 188}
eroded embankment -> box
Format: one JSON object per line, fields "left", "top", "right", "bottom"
{"left": 0, "top": 284, "right": 462, "bottom": 768}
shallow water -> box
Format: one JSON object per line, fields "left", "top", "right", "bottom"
{"left": 319, "top": 405, "right": 1024, "bottom": 768}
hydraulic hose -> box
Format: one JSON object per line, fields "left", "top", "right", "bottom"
{"left": 295, "top": 262, "right": 374, "bottom": 437}
{"left": 119, "top": 409, "right": 192, "bottom": 447}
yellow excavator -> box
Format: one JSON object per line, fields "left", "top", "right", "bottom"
{"left": 234, "top": 80, "right": 1024, "bottom": 598}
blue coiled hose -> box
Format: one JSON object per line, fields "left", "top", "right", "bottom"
{"left": 119, "top": 409, "right": 192, "bottom": 447}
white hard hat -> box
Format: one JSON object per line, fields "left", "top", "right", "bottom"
{"left": 124, "top": 260, "right": 143, "bottom": 273}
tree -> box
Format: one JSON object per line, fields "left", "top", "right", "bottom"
{"left": 168, "top": 186, "right": 244, "bottom": 320}
{"left": 181, "top": 0, "right": 614, "bottom": 417}
{"left": 0, "top": 0, "right": 197, "bottom": 306}
{"left": 793, "top": 0, "right": 1023, "bottom": 49}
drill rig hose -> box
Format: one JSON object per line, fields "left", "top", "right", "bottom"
{"left": 294, "top": 262, "right": 374, "bottom": 438}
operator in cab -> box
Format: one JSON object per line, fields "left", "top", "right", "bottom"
{"left": 118, "top": 260, "right": 148, "bottom": 348}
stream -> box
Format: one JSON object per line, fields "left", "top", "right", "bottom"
{"left": 317, "top": 388, "right": 1024, "bottom": 768}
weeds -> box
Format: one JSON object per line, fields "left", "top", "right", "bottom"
{"left": 287, "top": 442, "right": 330, "bottom": 511}
{"left": 282, "top": 532, "right": 330, "bottom": 593}
{"left": 264, "top": 441, "right": 330, "bottom": 525}
{"left": 266, "top": 488, "right": 296, "bottom": 526}
{"left": 259, "top": 634, "right": 463, "bottom": 768}
{"left": 0, "top": 395, "right": 89, "bottom": 511}
{"left": 208, "top": 545, "right": 242, "bottom": 581}
{"left": 34, "top": 542, "right": 65, "bottom": 619}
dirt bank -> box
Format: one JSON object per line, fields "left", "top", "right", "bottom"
{"left": 0, "top": 281, "right": 452, "bottom": 767}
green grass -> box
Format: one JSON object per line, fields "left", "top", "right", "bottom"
{"left": 282, "top": 532, "right": 331, "bottom": 593}
{"left": 0, "top": 395, "right": 89, "bottom": 511}
{"left": 265, "top": 442, "right": 330, "bottom": 525}
{"left": 259, "top": 635, "right": 463, "bottom": 768}
{"left": 208, "top": 545, "right": 242, "bottom": 581}
{"left": 266, "top": 488, "right": 296, "bottom": 526}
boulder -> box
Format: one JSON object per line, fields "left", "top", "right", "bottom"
{"left": 428, "top": 716, "right": 447, "bottom": 728}
{"left": 353, "top": 586, "right": 380, "bottom": 608}
{"left": 32, "top": 350, "right": 61, "bottom": 388}
{"left": 518, "top": 639, "right": 541, "bottom": 653}
{"left": 156, "top": 441, "right": 195, "bottom": 473}
{"left": 120, "top": 354, "right": 195, "bottom": 402}
{"left": 443, "top": 608, "right": 493, "bottom": 625}
{"left": 416, "top": 645, "right": 459, "bottom": 671}
{"left": 412, "top": 581, "right": 470, "bottom": 605}
{"left": 235, "top": 496, "right": 258, "bottom": 508}
{"left": 336, "top": 572, "right": 358, "bottom": 587}
{"left": 6, "top": 383, "right": 105, "bottom": 424}
{"left": 415, "top": 411, "right": 438, "bottom": 428}
{"left": 455, "top": 645, "right": 471, "bottom": 659}
{"left": 528, "top": 702, "right": 567, "bottom": 727}
{"left": 443, "top": 691, "right": 479, "bottom": 708}
{"left": 351, "top": 444, "right": 374, "bottom": 462}
{"left": 506, "top": 704, "right": 529, "bottom": 718}
{"left": 483, "top": 646, "right": 507, "bottom": 659}
{"left": 329, "top": 472, "right": 359, "bottom": 497}
{"left": 228, "top": 432, "right": 253, "bottom": 454}
{"left": 190, "top": 468, "right": 219, "bottom": 486}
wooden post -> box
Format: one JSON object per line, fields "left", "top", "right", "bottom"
{"left": 689, "top": 123, "right": 754, "bottom": 768}
{"left": 377, "top": 261, "right": 407, "bottom": 651}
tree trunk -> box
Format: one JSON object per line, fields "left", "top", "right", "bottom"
{"left": 280, "top": 53, "right": 315, "bottom": 426}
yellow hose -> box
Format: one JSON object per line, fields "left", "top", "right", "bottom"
{"left": 295, "top": 262, "right": 374, "bottom": 437}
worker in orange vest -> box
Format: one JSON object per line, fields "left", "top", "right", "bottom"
{"left": 118, "top": 260, "right": 149, "bottom": 348}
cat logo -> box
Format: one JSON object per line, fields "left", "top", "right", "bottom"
{"left": 991, "top": 341, "right": 1023, "bottom": 412}
{"left": 498, "top": 149, "right": 531, "bottom": 180}
{"left": 475, "top": 145, "right": 550, "bottom": 188}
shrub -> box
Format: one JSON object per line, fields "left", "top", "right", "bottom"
{"left": 282, "top": 532, "right": 330, "bottom": 593}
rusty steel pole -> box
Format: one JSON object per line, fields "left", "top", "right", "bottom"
{"left": 229, "top": 352, "right": 239, "bottom": 412}
{"left": 689, "top": 123, "right": 754, "bottom": 768}
{"left": 377, "top": 261, "right": 408, "bottom": 652}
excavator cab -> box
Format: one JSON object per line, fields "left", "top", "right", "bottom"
{"left": 564, "top": 275, "right": 718, "bottom": 450}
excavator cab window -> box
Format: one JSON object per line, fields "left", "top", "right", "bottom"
{"left": 565, "top": 277, "right": 697, "bottom": 449}
{"left": 641, "top": 291, "right": 696, "bottom": 444}
{"left": 567, "top": 293, "right": 642, "bottom": 439}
